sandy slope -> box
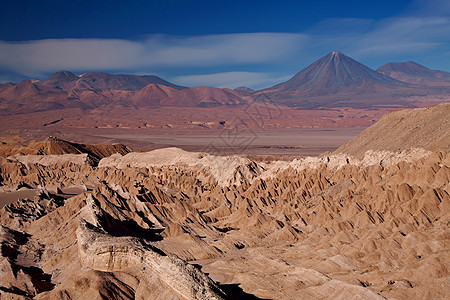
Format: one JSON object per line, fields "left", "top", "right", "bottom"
{"left": 336, "top": 103, "right": 450, "bottom": 157}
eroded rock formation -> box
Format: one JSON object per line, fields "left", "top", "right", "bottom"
{"left": 0, "top": 105, "right": 449, "bottom": 299}
{"left": 0, "top": 144, "right": 448, "bottom": 299}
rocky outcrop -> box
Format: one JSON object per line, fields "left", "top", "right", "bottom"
{"left": 77, "top": 220, "right": 224, "bottom": 300}
{"left": 99, "top": 148, "right": 263, "bottom": 186}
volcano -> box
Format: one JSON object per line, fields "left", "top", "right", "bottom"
{"left": 256, "top": 51, "right": 410, "bottom": 98}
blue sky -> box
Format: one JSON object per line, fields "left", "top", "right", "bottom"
{"left": 0, "top": 0, "right": 449, "bottom": 89}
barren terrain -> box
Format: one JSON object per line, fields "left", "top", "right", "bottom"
{"left": 0, "top": 104, "right": 448, "bottom": 299}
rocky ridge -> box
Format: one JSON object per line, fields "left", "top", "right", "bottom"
{"left": 0, "top": 137, "right": 131, "bottom": 164}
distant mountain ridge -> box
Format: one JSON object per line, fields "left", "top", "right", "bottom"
{"left": 377, "top": 61, "right": 450, "bottom": 86}
{"left": 0, "top": 71, "right": 247, "bottom": 115}
{"left": 43, "top": 70, "right": 187, "bottom": 91}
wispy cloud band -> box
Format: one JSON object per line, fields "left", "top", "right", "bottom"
{"left": 173, "top": 72, "right": 291, "bottom": 88}
{"left": 0, "top": 33, "right": 308, "bottom": 77}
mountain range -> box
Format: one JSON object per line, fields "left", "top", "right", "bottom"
{"left": 1, "top": 52, "right": 449, "bottom": 115}
{"left": 0, "top": 72, "right": 245, "bottom": 115}
{"left": 251, "top": 52, "right": 450, "bottom": 108}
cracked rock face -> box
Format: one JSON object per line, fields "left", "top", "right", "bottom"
{"left": 0, "top": 105, "right": 449, "bottom": 299}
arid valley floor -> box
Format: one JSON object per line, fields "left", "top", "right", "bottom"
{"left": 0, "top": 103, "right": 448, "bottom": 299}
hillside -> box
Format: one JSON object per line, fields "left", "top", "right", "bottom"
{"left": 335, "top": 103, "right": 450, "bottom": 157}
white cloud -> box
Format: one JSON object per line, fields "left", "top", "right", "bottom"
{"left": 0, "top": 33, "right": 308, "bottom": 77}
{"left": 351, "top": 16, "right": 450, "bottom": 56}
{"left": 407, "top": 0, "right": 450, "bottom": 16}
{"left": 304, "top": 15, "right": 450, "bottom": 60}
{"left": 172, "top": 71, "right": 291, "bottom": 89}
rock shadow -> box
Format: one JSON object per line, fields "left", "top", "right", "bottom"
{"left": 220, "top": 283, "right": 268, "bottom": 300}
{"left": 98, "top": 210, "right": 164, "bottom": 242}
{"left": 190, "top": 263, "right": 267, "bottom": 300}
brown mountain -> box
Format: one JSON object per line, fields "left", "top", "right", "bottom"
{"left": 377, "top": 61, "right": 450, "bottom": 86}
{"left": 131, "top": 84, "right": 246, "bottom": 107}
{"left": 130, "top": 84, "right": 179, "bottom": 106}
{"left": 161, "top": 86, "right": 246, "bottom": 107}
{"left": 0, "top": 71, "right": 248, "bottom": 114}
{"left": 44, "top": 70, "right": 80, "bottom": 89}
{"left": 0, "top": 71, "right": 188, "bottom": 115}
{"left": 70, "top": 72, "right": 187, "bottom": 92}
{"left": 42, "top": 70, "right": 187, "bottom": 91}
{"left": 233, "top": 86, "right": 255, "bottom": 96}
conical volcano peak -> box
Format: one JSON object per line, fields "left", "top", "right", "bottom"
{"left": 330, "top": 51, "right": 341, "bottom": 56}
{"left": 324, "top": 51, "right": 353, "bottom": 64}
{"left": 256, "top": 51, "right": 410, "bottom": 100}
